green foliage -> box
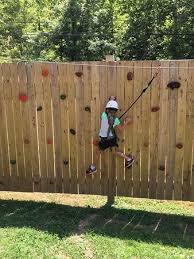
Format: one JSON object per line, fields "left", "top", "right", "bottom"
{"left": 0, "top": 0, "right": 194, "bottom": 61}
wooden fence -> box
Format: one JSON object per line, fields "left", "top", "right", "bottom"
{"left": 0, "top": 60, "right": 194, "bottom": 201}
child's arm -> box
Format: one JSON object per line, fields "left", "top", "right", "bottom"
{"left": 116, "top": 117, "right": 133, "bottom": 132}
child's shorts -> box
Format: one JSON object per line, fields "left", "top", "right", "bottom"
{"left": 98, "top": 137, "right": 118, "bottom": 151}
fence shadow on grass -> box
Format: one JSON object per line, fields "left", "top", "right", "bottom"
{"left": 0, "top": 199, "right": 193, "bottom": 249}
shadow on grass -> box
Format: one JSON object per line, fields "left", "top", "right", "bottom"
{"left": 0, "top": 199, "right": 193, "bottom": 249}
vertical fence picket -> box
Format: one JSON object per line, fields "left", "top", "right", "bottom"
{"left": 34, "top": 63, "right": 47, "bottom": 192}
{"left": 186, "top": 60, "right": 194, "bottom": 201}
{"left": 132, "top": 61, "right": 143, "bottom": 198}
{"left": 157, "top": 61, "right": 169, "bottom": 199}
{"left": 141, "top": 61, "right": 152, "bottom": 198}
{"left": 182, "top": 60, "right": 193, "bottom": 201}
{"left": 58, "top": 63, "right": 70, "bottom": 193}
{"left": 99, "top": 62, "right": 108, "bottom": 196}
{"left": 51, "top": 63, "right": 63, "bottom": 193}
{"left": 68, "top": 64, "right": 78, "bottom": 194}
{"left": 116, "top": 61, "right": 125, "bottom": 196}
{"left": 18, "top": 63, "right": 33, "bottom": 191}
{"left": 27, "top": 63, "right": 40, "bottom": 192}
{"left": 173, "top": 61, "right": 188, "bottom": 200}
{"left": 11, "top": 64, "right": 26, "bottom": 190}
{"left": 0, "top": 64, "right": 10, "bottom": 190}
{"left": 166, "top": 61, "right": 178, "bottom": 200}
{"left": 149, "top": 61, "right": 160, "bottom": 199}
{"left": 92, "top": 63, "right": 101, "bottom": 194}
{"left": 84, "top": 63, "right": 93, "bottom": 194}
{"left": 124, "top": 61, "right": 134, "bottom": 197}
{"left": 2, "top": 64, "right": 17, "bottom": 190}
{"left": 75, "top": 63, "right": 85, "bottom": 194}
{"left": 107, "top": 61, "right": 117, "bottom": 201}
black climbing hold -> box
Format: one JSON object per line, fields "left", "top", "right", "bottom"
{"left": 37, "top": 106, "right": 42, "bottom": 111}
{"left": 10, "top": 160, "right": 16, "bottom": 165}
{"left": 167, "top": 80, "right": 181, "bottom": 90}
{"left": 60, "top": 94, "right": 66, "bottom": 100}
{"left": 70, "top": 129, "right": 76, "bottom": 135}
{"left": 63, "top": 160, "right": 69, "bottom": 165}
{"left": 85, "top": 106, "right": 91, "bottom": 112}
{"left": 158, "top": 165, "right": 165, "bottom": 171}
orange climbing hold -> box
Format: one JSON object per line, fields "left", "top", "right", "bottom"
{"left": 42, "top": 68, "right": 49, "bottom": 77}
{"left": 19, "top": 94, "right": 28, "bottom": 102}
{"left": 47, "top": 138, "right": 52, "bottom": 144}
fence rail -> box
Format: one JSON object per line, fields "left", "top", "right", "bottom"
{"left": 0, "top": 60, "right": 194, "bottom": 201}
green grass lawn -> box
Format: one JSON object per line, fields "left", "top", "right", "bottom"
{"left": 0, "top": 192, "right": 193, "bottom": 259}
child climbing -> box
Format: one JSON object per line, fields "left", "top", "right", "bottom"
{"left": 86, "top": 96, "right": 134, "bottom": 175}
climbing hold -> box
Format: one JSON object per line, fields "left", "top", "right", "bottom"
{"left": 70, "top": 129, "right": 76, "bottom": 135}
{"left": 85, "top": 106, "right": 91, "bottom": 112}
{"left": 0, "top": 181, "right": 3, "bottom": 185}
{"left": 42, "top": 68, "right": 49, "bottom": 77}
{"left": 10, "top": 160, "right": 16, "bottom": 165}
{"left": 19, "top": 94, "right": 28, "bottom": 102}
{"left": 50, "top": 180, "right": 54, "bottom": 184}
{"left": 158, "top": 165, "right": 165, "bottom": 171}
{"left": 75, "top": 71, "right": 83, "bottom": 77}
{"left": 24, "top": 139, "right": 30, "bottom": 144}
{"left": 151, "top": 106, "right": 160, "bottom": 112}
{"left": 176, "top": 143, "right": 183, "bottom": 149}
{"left": 37, "top": 106, "right": 42, "bottom": 111}
{"left": 127, "top": 71, "right": 133, "bottom": 81}
{"left": 60, "top": 94, "right": 66, "bottom": 100}
{"left": 167, "top": 80, "right": 181, "bottom": 90}
{"left": 47, "top": 138, "right": 52, "bottom": 144}
{"left": 63, "top": 160, "right": 69, "bottom": 165}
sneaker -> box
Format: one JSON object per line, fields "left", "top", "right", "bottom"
{"left": 86, "top": 164, "right": 97, "bottom": 175}
{"left": 125, "top": 155, "right": 135, "bottom": 168}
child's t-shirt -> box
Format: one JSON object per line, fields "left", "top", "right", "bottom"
{"left": 99, "top": 112, "right": 120, "bottom": 138}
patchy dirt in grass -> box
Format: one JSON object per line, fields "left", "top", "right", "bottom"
{"left": 67, "top": 214, "right": 98, "bottom": 259}
{"left": 78, "top": 214, "right": 98, "bottom": 234}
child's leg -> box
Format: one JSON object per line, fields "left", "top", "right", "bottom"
{"left": 113, "top": 150, "right": 131, "bottom": 160}
{"left": 113, "top": 149, "right": 134, "bottom": 168}
{"left": 86, "top": 143, "right": 101, "bottom": 175}
{"left": 93, "top": 145, "right": 101, "bottom": 166}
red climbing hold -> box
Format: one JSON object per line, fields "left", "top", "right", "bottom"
{"left": 47, "top": 139, "right": 52, "bottom": 144}
{"left": 42, "top": 68, "right": 49, "bottom": 77}
{"left": 19, "top": 94, "right": 28, "bottom": 102}
{"left": 127, "top": 71, "right": 133, "bottom": 81}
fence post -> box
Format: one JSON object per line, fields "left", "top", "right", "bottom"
{"left": 105, "top": 55, "right": 115, "bottom": 62}
{"left": 105, "top": 55, "right": 116, "bottom": 205}
{"left": 107, "top": 147, "right": 116, "bottom": 204}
